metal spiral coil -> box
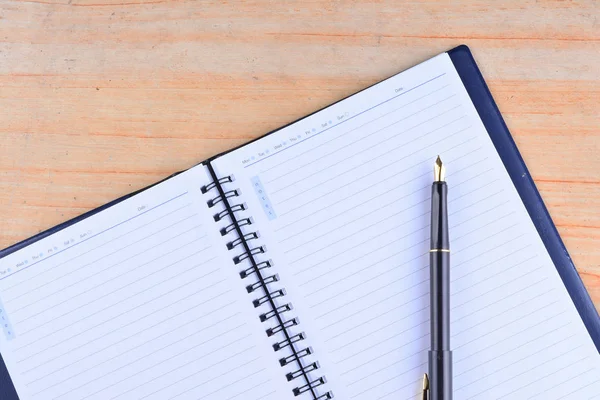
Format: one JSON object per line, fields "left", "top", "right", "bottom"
{"left": 202, "top": 170, "right": 333, "bottom": 400}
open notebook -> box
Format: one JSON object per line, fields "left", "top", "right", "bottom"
{"left": 1, "top": 46, "right": 599, "bottom": 400}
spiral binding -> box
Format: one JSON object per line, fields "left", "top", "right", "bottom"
{"left": 203, "top": 165, "right": 333, "bottom": 400}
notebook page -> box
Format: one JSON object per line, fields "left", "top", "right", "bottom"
{"left": 0, "top": 165, "right": 291, "bottom": 400}
{"left": 210, "top": 53, "right": 600, "bottom": 399}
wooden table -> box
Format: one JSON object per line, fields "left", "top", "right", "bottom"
{"left": 0, "top": 0, "right": 598, "bottom": 310}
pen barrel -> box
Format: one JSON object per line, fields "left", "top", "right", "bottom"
{"left": 429, "top": 180, "right": 452, "bottom": 399}
{"left": 430, "top": 251, "right": 450, "bottom": 350}
{"left": 428, "top": 350, "right": 453, "bottom": 400}
{"left": 430, "top": 182, "right": 450, "bottom": 351}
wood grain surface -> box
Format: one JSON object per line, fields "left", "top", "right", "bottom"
{"left": 0, "top": 0, "right": 599, "bottom": 310}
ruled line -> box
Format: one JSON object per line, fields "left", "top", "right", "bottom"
{"left": 350, "top": 361, "right": 426, "bottom": 399}
{"left": 335, "top": 290, "right": 568, "bottom": 399}
{"left": 453, "top": 300, "right": 563, "bottom": 351}
{"left": 555, "top": 379, "right": 600, "bottom": 400}
{"left": 449, "top": 232, "right": 527, "bottom": 282}
{"left": 300, "top": 188, "right": 505, "bottom": 300}
{"left": 10, "top": 213, "right": 199, "bottom": 310}
{"left": 398, "top": 378, "right": 430, "bottom": 400}
{"left": 451, "top": 278, "right": 550, "bottom": 335}
{"left": 268, "top": 93, "right": 459, "bottom": 189}
{"left": 326, "top": 261, "right": 546, "bottom": 355}
{"left": 16, "top": 239, "right": 212, "bottom": 340}
{"left": 270, "top": 101, "right": 462, "bottom": 197}
{"left": 330, "top": 283, "right": 554, "bottom": 365}
{"left": 244, "top": 73, "right": 447, "bottom": 169}
{"left": 453, "top": 288, "right": 557, "bottom": 338}
{"left": 451, "top": 253, "right": 536, "bottom": 298}
{"left": 273, "top": 169, "right": 427, "bottom": 234}
{"left": 528, "top": 366, "right": 596, "bottom": 399}
{"left": 27, "top": 289, "right": 233, "bottom": 385}
{"left": 334, "top": 320, "right": 429, "bottom": 364}
{"left": 451, "top": 265, "right": 542, "bottom": 317}
{"left": 450, "top": 209, "right": 513, "bottom": 242}
{"left": 273, "top": 146, "right": 484, "bottom": 235}
{"left": 34, "top": 316, "right": 246, "bottom": 397}
{"left": 284, "top": 184, "right": 511, "bottom": 276}
{"left": 324, "top": 254, "right": 540, "bottom": 352}
{"left": 14, "top": 226, "right": 204, "bottom": 324}
{"left": 82, "top": 351, "right": 259, "bottom": 400}
{"left": 308, "top": 254, "right": 428, "bottom": 308}
{"left": 327, "top": 303, "right": 428, "bottom": 349}
{"left": 456, "top": 325, "right": 569, "bottom": 379}
{"left": 277, "top": 125, "right": 473, "bottom": 218}
{"left": 342, "top": 338, "right": 427, "bottom": 378}
{"left": 318, "top": 278, "right": 426, "bottom": 330}
{"left": 18, "top": 262, "right": 222, "bottom": 369}
{"left": 497, "top": 358, "right": 590, "bottom": 399}
{"left": 167, "top": 363, "right": 265, "bottom": 400}
{"left": 194, "top": 368, "right": 267, "bottom": 400}
{"left": 261, "top": 82, "right": 451, "bottom": 177}
{"left": 224, "top": 379, "right": 272, "bottom": 400}
{"left": 288, "top": 162, "right": 500, "bottom": 273}
{"left": 299, "top": 233, "right": 427, "bottom": 289}
{"left": 0, "top": 191, "right": 189, "bottom": 282}
{"left": 105, "top": 333, "right": 252, "bottom": 399}
{"left": 343, "top": 296, "right": 565, "bottom": 390}
{"left": 376, "top": 372, "right": 425, "bottom": 400}
{"left": 76, "top": 332, "right": 252, "bottom": 399}
{"left": 2, "top": 201, "right": 192, "bottom": 294}
{"left": 44, "top": 308, "right": 242, "bottom": 397}
{"left": 290, "top": 210, "right": 427, "bottom": 266}
{"left": 16, "top": 246, "right": 215, "bottom": 352}
{"left": 457, "top": 336, "right": 579, "bottom": 393}
{"left": 303, "top": 207, "right": 521, "bottom": 301}
{"left": 248, "top": 390, "right": 277, "bottom": 400}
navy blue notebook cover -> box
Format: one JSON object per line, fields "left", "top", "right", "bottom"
{"left": 1, "top": 44, "right": 598, "bottom": 399}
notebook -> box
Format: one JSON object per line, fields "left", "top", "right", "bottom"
{"left": 1, "top": 45, "right": 599, "bottom": 400}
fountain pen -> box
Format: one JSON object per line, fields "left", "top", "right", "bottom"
{"left": 423, "top": 156, "right": 452, "bottom": 400}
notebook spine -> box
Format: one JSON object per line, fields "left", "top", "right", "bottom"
{"left": 203, "top": 165, "right": 333, "bottom": 400}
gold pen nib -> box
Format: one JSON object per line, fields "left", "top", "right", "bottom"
{"left": 422, "top": 373, "right": 429, "bottom": 400}
{"left": 434, "top": 156, "right": 445, "bottom": 182}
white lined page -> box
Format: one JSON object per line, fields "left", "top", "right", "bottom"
{"left": 0, "top": 165, "right": 290, "bottom": 400}
{"left": 211, "top": 53, "right": 600, "bottom": 399}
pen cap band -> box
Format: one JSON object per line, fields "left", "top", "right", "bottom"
{"left": 430, "top": 182, "right": 449, "bottom": 250}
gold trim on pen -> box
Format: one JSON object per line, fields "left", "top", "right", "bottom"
{"left": 429, "top": 249, "right": 450, "bottom": 252}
